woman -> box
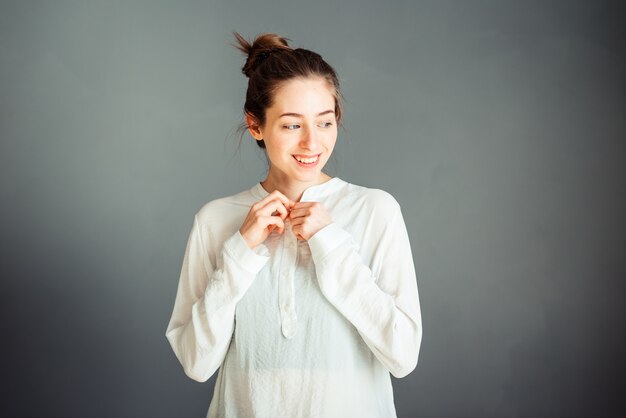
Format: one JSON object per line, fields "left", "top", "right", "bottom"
{"left": 165, "top": 31, "right": 422, "bottom": 418}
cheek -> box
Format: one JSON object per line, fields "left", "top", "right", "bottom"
{"left": 324, "top": 133, "right": 337, "bottom": 149}
{"left": 266, "top": 140, "right": 292, "bottom": 160}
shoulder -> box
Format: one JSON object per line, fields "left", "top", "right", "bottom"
{"left": 341, "top": 181, "right": 401, "bottom": 215}
{"left": 194, "top": 187, "right": 255, "bottom": 227}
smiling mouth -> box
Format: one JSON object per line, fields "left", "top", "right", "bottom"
{"left": 292, "top": 154, "right": 321, "bottom": 164}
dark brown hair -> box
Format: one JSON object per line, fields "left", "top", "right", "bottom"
{"left": 232, "top": 31, "right": 344, "bottom": 149}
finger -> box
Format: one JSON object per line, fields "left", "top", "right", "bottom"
{"left": 292, "top": 201, "right": 316, "bottom": 208}
{"left": 290, "top": 201, "right": 319, "bottom": 214}
{"left": 274, "top": 217, "right": 286, "bottom": 234}
{"left": 257, "top": 190, "right": 295, "bottom": 210}
{"left": 268, "top": 197, "right": 295, "bottom": 219}
{"left": 260, "top": 215, "right": 285, "bottom": 234}
{"left": 288, "top": 206, "right": 313, "bottom": 219}
{"left": 259, "top": 200, "right": 289, "bottom": 219}
{"left": 269, "top": 201, "right": 290, "bottom": 219}
{"left": 289, "top": 216, "right": 304, "bottom": 227}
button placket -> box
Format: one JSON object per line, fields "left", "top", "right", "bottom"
{"left": 279, "top": 219, "right": 298, "bottom": 339}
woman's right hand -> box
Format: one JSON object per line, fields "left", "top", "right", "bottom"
{"left": 239, "top": 190, "right": 295, "bottom": 250}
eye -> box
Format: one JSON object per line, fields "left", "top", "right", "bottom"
{"left": 319, "top": 121, "right": 334, "bottom": 128}
{"left": 284, "top": 124, "right": 300, "bottom": 130}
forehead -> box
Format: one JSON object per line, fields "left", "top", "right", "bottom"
{"left": 268, "top": 77, "right": 335, "bottom": 117}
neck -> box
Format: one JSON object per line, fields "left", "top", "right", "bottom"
{"left": 261, "top": 171, "right": 332, "bottom": 202}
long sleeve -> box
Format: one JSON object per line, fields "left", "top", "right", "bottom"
{"left": 307, "top": 200, "right": 422, "bottom": 378}
{"left": 165, "top": 214, "right": 270, "bottom": 382}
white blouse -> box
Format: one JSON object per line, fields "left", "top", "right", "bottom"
{"left": 165, "top": 177, "right": 422, "bottom": 418}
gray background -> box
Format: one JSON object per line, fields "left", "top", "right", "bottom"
{"left": 1, "top": 0, "right": 624, "bottom": 417}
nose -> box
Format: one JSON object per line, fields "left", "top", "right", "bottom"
{"left": 300, "top": 125, "right": 318, "bottom": 150}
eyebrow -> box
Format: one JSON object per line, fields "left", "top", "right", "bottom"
{"left": 279, "top": 110, "right": 335, "bottom": 118}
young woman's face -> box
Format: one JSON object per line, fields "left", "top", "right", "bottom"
{"left": 252, "top": 77, "right": 338, "bottom": 183}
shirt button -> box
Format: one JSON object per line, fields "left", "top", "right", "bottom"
{"left": 282, "top": 328, "right": 292, "bottom": 338}
{"left": 282, "top": 322, "right": 295, "bottom": 339}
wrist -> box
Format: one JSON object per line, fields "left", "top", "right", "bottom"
{"left": 239, "top": 229, "right": 254, "bottom": 250}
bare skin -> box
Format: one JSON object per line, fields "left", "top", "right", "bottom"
{"left": 239, "top": 77, "right": 337, "bottom": 248}
{"left": 288, "top": 201, "right": 332, "bottom": 241}
{"left": 239, "top": 190, "right": 294, "bottom": 249}
{"left": 239, "top": 188, "right": 334, "bottom": 248}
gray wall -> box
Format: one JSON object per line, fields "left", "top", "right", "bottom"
{"left": 2, "top": 0, "right": 624, "bottom": 417}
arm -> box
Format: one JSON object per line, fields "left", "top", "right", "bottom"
{"left": 307, "top": 201, "right": 422, "bottom": 378}
{"left": 165, "top": 214, "right": 270, "bottom": 382}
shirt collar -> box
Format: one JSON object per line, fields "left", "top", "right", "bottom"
{"left": 250, "top": 177, "right": 344, "bottom": 202}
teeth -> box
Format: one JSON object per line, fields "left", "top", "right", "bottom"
{"left": 294, "top": 155, "right": 319, "bottom": 164}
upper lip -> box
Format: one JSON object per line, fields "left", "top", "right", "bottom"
{"left": 293, "top": 153, "right": 321, "bottom": 158}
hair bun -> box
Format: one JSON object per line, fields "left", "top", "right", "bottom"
{"left": 232, "top": 31, "right": 292, "bottom": 77}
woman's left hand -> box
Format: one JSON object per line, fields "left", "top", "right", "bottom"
{"left": 288, "top": 201, "right": 332, "bottom": 241}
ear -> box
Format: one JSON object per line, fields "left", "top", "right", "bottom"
{"left": 245, "top": 113, "right": 264, "bottom": 141}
